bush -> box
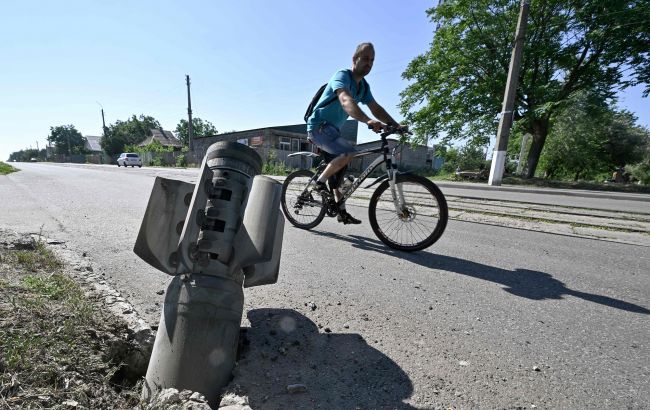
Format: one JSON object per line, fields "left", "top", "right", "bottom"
{"left": 262, "top": 149, "right": 294, "bottom": 176}
{"left": 440, "top": 144, "right": 489, "bottom": 174}
{"left": 626, "top": 160, "right": 650, "bottom": 184}
{"left": 149, "top": 157, "right": 163, "bottom": 167}
{"left": 262, "top": 162, "right": 294, "bottom": 176}
{"left": 175, "top": 153, "right": 186, "bottom": 167}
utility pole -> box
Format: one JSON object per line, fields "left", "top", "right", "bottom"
{"left": 101, "top": 109, "right": 107, "bottom": 136}
{"left": 488, "top": 0, "right": 530, "bottom": 186}
{"left": 97, "top": 102, "right": 107, "bottom": 137}
{"left": 186, "top": 75, "right": 194, "bottom": 153}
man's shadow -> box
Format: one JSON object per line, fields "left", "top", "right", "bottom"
{"left": 307, "top": 229, "right": 649, "bottom": 314}
{"left": 233, "top": 308, "right": 416, "bottom": 410}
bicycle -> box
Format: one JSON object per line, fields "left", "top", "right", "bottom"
{"left": 280, "top": 125, "right": 448, "bottom": 252}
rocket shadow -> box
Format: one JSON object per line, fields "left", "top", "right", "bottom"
{"left": 232, "top": 308, "right": 416, "bottom": 410}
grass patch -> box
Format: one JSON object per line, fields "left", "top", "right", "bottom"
{"left": 502, "top": 176, "right": 650, "bottom": 194}
{"left": 0, "top": 161, "right": 18, "bottom": 175}
{"left": 423, "top": 172, "right": 650, "bottom": 193}
{"left": 1, "top": 241, "right": 63, "bottom": 272}
{"left": 263, "top": 162, "right": 296, "bottom": 176}
{"left": 0, "top": 235, "right": 142, "bottom": 409}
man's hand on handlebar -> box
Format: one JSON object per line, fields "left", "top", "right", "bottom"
{"left": 394, "top": 124, "right": 410, "bottom": 135}
{"left": 367, "top": 119, "right": 384, "bottom": 133}
{"left": 367, "top": 121, "right": 411, "bottom": 134}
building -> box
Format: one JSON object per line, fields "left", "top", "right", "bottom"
{"left": 191, "top": 121, "right": 435, "bottom": 172}
{"left": 138, "top": 128, "right": 183, "bottom": 150}
{"left": 191, "top": 121, "right": 358, "bottom": 168}
{"left": 83, "top": 135, "right": 103, "bottom": 153}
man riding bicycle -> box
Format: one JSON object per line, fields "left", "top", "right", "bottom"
{"left": 306, "top": 42, "right": 406, "bottom": 225}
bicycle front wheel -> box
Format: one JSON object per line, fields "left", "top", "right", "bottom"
{"left": 368, "top": 174, "right": 448, "bottom": 252}
{"left": 281, "top": 170, "right": 327, "bottom": 230}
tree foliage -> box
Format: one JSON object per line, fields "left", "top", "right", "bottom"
{"left": 125, "top": 139, "right": 173, "bottom": 154}
{"left": 8, "top": 149, "right": 46, "bottom": 162}
{"left": 536, "top": 92, "right": 649, "bottom": 180}
{"left": 101, "top": 115, "right": 161, "bottom": 156}
{"left": 439, "top": 144, "right": 488, "bottom": 173}
{"left": 175, "top": 118, "right": 218, "bottom": 146}
{"left": 46, "top": 125, "right": 86, "bottom": 155}
{"left": 400, "top": 0, "right": 650, "bottom": 178}
{"left": 627, "top": 156, "right": 650, "bottom": 184}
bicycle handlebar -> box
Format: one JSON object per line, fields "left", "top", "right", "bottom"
{"left": 367, "top": 124, "right": 413, "bottom": 138}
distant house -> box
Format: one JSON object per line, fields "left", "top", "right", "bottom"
{"left": 84, "top": 135, "right": 103, "bottom": 153}
{"left": 190, "top": 121, "right": 436, "bottom": 171}
{"left": 138, "top": 128, "right": 183, "bottom": 150}
{"left": 192, "top": 121, "right": 359, "bottom": 168}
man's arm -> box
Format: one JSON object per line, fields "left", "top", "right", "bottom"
{"left": 336, "top": 89, "right": 383, "bottom": 132}
{"left": 367, "top": 100, "right": 400, "bottom": 127}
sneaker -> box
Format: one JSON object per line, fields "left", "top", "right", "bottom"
{"left": 337, "top": 210, "right": 361, "bottom": 225}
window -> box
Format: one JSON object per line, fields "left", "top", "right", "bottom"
{"left": 291, "top": 139, "right": 300, "bottom": 152}
{"left": 279, "top": 137, "right": 290, "bottom": 151}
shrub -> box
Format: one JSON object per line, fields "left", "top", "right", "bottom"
{"left": 626, "top": 160, "right": 650, "bottom": 184}
{"left": 175, "top": 153, "right": 186, "bottom": 167}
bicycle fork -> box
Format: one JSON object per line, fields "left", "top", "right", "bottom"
{"left": 387, "top": 169, "right": 408, "bottom": 219}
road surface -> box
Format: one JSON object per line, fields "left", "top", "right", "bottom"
{"left": 1, "top": 162, "right": 648, "bottom": 409}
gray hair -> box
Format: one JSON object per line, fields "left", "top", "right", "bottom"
{"left": 353, "top": 42, "right": 375, "bottom": 58}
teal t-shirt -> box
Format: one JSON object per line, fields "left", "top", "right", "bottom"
{"left": 306, "top": 69, "right": 375, "bottom": 131}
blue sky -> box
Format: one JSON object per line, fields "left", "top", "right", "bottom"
{"left": 1, "top": 0, "right": 648, "bottom": 161}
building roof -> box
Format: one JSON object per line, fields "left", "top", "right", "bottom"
{"left": 84, "top": 135, "right": 103, "bottom": 152}
{"left": 200, "top": 120, "right": 359, "bottom": 143}
{"left": 138, "top": 129, "right": 182, "bottom": 148}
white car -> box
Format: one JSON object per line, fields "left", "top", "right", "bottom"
{"left": 117, "top": 153, "right": 142, "bottom": 168}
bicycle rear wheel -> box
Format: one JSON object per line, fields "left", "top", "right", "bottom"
{"left": 281, "top": 170, "right": 327, "bottom": 230}
{"left": 368, "top": 174, "right": 448, "bottom": 251}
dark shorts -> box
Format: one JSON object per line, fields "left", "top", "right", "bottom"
{"left": 308, "top": 124, "right": 357, "bottom": 156}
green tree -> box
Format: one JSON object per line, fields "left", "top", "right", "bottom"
{"left": 602, "top": 111, "right": 649, "bottom": 168}
{"left": 440, "top": 144, "right": 488, "bottom": 173}
{"left": 537, "top": 92, "right": 649, "bottom": 180}
{"left": 400, "top": 0, "right": 650, "bottom": 178}
{"left": 101, "top": 115, "right": 161, "bottom": 156}
{"left": 46, "top": 125, "right": 86, "bottom": 155}
{"left": 8, "top": 148, "right": 45, "bottom": 162}
{"left": 627, "top": 156, "right": 650, "bottom": 184}
{"left": 175, "top": 118, "right": 218, "bottom": 146}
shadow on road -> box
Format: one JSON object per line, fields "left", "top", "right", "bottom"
{"left": 234, "top": 308, "right": 416, "bottom": 410}
{"left": 308, "top": 229, "right": 649, "bottom": 315}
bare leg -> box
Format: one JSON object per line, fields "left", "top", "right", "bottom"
{"left": 319, "top": 154, "right": 353, "bottom": 204}
{"left": 319, "top": 154, "right": 353, "bottom": 180}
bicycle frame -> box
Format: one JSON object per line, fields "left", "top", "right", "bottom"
{"left": 289, "top": 131, "right": 407, "bottom": 214}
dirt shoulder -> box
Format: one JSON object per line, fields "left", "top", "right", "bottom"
{"left": 0, "top": 229, "right": 144, "bottom": 409}
{"left": 0, "top": 229, "right": 247, "bottom": 410}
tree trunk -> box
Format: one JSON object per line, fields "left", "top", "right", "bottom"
{"left": 524, "top": 118, "right": 550, "bottom": 179}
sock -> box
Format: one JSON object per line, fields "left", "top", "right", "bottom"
{"left": 317, "top": 176, "right": 327, "bottom": 184}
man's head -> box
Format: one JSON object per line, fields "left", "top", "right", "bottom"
{"left": 352, "top": 42, "right": 375, "bottom": 78}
